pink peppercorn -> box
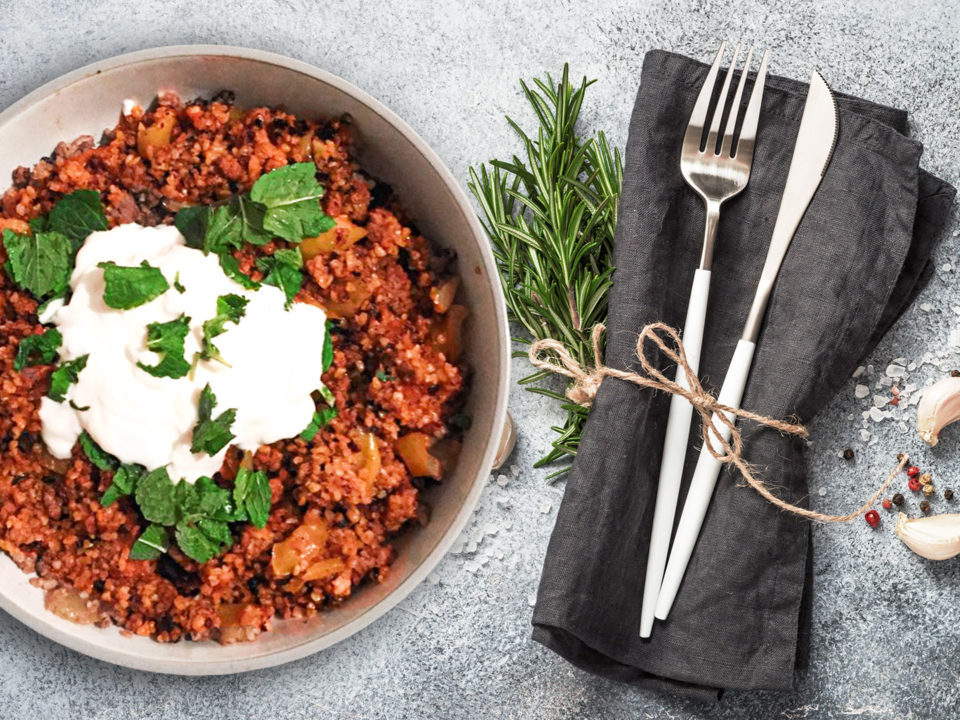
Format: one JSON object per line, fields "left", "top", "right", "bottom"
{"left": 865, "top": 510, "right": 880, "bottom": 528}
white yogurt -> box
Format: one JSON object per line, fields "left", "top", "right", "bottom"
{"left": 39, "top": 223, "right": 327, "bottom": 482}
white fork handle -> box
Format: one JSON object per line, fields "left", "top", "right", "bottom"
{"left": 639, "top": 269, "right": 711, "bottom": 638}
{"left": 654, "top": 338, "right": 757, "bottom": 620}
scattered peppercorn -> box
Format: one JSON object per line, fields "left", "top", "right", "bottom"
{"left": 907, "top": 466, "right": 920, "bottom": 478}
{"left": 922, "top": 483, "right": 936, "bottom": 498}
{"left": 882, "top": 498, "right": 893, "bottom": 511}
{"left": 946, "top": 489, "right": 955, "bottom": 500}
{"left": 952, "top": 370, "right": 960, "bottom": 378}
{"left": 892, "top": 493, "right": 905, "bottom": 506}
{"left": 909, "top": 477, "right": 921, "bottom": 492}
{"left": 920, "top": 500, "right": 931, "bottom": 513}
{"left": 889, "top": 396, "right": 900, "bottom": 406}
{"left": 919, "top": 473, "right": 933, "bottom": 486}
{"left": 897, "top": 453, "right": 907, "bottom": 462}
{"left": 865, "top": 510, "right": 880, "bottom": 528}
{"left": 843, "top": 448, "right": 855, "bottom": 461}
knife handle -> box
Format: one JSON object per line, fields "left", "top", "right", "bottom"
{"left": 654, "top": 337, "right": 756, "bottom": 620}
{"left": 639, "top": 268, "right": 711, "bottom": 638}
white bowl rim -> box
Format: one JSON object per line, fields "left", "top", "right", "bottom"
{"left": 0, "top": 44, "right": 510, "bottom": 674}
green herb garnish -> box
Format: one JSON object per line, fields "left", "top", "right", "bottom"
{"left": 3, "top": 228, "right": 73, "bottom": 300}
{"left": 101, "top": 463, "right": 145, "bottom": 507}
{"left": 191, "top": 384, "right": 237, "bottom": 456}
{"left": 48, "top": 190, "right": 108, "bottom": 242}
{"left": 47, "top": 354, "right": 88, "bottom": 402}
{"left": 374, "top": 369, "right": 393, "bottom": 382}
{"left": 233, "top": 465, "right": 272, "bottom": 529}
{"left": 134, "top": 467, "right": 178, "bottom": 525}
{"left": 98, "top": 260, "right": 170, "bottom": 309}
{"left": 299, "top": 406, "right": 338, "bottom": 441}
{"left": 137, "top": 315, "right": 191, "bottom": 379}
{"left": 174, "top": 205, "right": 208, "bottom": 249}
{"left": 14, "top": 328, "right": 62, "bottom": 371}
{"left": 173, "top": 272, "right": 185, "bottom": 293}
{"left": 256, "top": 247, "right": 303, "bottom": 308}
{"left": 79, "top": 431, "right": 117, "bottom": 471}
{"left": 129, "top": 523, "right": 170, "bottom": 560}
{"left": 467, "top": 66, "right": 622, "bottom": 478}
{"left": 249, "top": 163, "right": 334, "bottom": 242}
{"left": 322, "top": 320, "right": 334, "bottom": 372}
{"left": 195, "top": 293, "right": 248, "bottom": 368}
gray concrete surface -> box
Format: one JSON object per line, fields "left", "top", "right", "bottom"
{"left": 1, "top": 0, "right": 959, "bottom": 717}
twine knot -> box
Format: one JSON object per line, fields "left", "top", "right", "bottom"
{"left": 528, "top": 323, "right": 907, "bottom": 524}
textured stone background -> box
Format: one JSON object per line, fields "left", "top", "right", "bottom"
{"left": 1, "top": 1, "right": 959, "bottom": 718}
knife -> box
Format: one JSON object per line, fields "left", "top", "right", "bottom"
{"left": 653, "top": 70, "right": 840, "bottom": 621}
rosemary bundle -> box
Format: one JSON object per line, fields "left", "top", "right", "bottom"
{"left": 468, "top": 66, "right": 623, "bottom": 478}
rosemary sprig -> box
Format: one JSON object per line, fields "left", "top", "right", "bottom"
{"left": 468, "top": 65, "right": 623, "bottom": 478}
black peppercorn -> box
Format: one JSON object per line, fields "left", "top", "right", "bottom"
{"left": 952, "top": 370, "right": 960, "bottom": 378}
{"left": 920, "top": 500, "right": 931, "bottom": 513}
{"left": 892, "top": 493, "right": 905, "bottom": 506}
{"left": 843, "top": 448, "right": 855, "bottom": 461}
{"left": 946, "top": 489, "right": 955, "bottom": 500}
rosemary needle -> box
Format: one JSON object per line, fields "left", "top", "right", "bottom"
{"left": 468, "top": 65, "right": 623, "bottom": 478}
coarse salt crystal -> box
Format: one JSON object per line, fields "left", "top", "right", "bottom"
{"left": 510, "top": 464, "right": 520, "bottom": 477}
{"left": 528, "top": 593, "right": 537, "bottom": 607}
{"left": 427, "top": 573, "right": 440, "bottom": 585}
{"left": 943, "top": 263, "right": 953, "bottom": 272}
{"left": 539, "top": 500, "right": 552, "bottom": 514}
{"left": 873, "top": 395, "right": 889, "bottom": 408}
{"left": 852, "top": 366, "right": 866, "bottom": 379}
{"left": 859, "top": 429, "right": 872, "bottom": 442}
{"left": 496, "top": 474, "right": 509, "bottom": 487}
{"left": 818, "top": 487, "right": 827, "bottom": 497}
{"left": 869, "top": 407, "right": 886, "bottom": 422}
{"left": 483, "top": 523, "right": 498, "bottom": 535}
{"left": 908, "top": 363, "right": 917, "bottom": 372}
{"left": 886, "top": 364, "right": 906, "bottom": 378}
{"left": 855, "top": 384, "right": 870, "bottom": 399}
{"left": 920, "top": 302, "right": 933, "bottom": 312}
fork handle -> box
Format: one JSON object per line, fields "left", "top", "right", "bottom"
{"left": 639, "top": 268, "right": 711, "bottom": 638}
{"left": 654, "top": 338, "right": 757, "bottom": 620}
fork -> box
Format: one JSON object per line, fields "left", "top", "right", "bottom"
{"left": 639, "top": 41, "right": 770, "bottom": 638}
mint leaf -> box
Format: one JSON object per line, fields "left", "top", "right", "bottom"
{"left": 218, "top": 252, "right": 260, "bottom": 290}
{"left": 250, "top": 163, "right": 333, "bottom": 241}
{"left": 233, "top": 465, "right": 271, "bottom": 529}
{"left": 322, "top": 320, "right": 334, "bottom": 372}
{"left": 173, "top": 272, "right": 185, "bottom": 293}
{"left": 201, "top": 197, "right": 273, "bottom": 254}
{"left": 101, "top": 462, "right": 145, "bottom": 507}
{"left": 98, "top": 260, "right": 169, "bottom": 309}
{"left": 195, "top": 294, "right": 248, "bottom": 367}
{"left": 134, "top": 467, "right": 178, "bottom": 525}
{"left": 47, "top": 354, "right": 88, "bottom": 402}
{"left": 375, "top": 369, "right": 393, "bottom": 382}
{"left": 14, "top": 328, "right": 62, "bottom": 371}
{"left": 318, "top": 382, "right": 335, "bottom": 406}
{"left": 176, "top": 520, "right": 225, "bottom": 563}
{"left": 4, "top": 228, "right": 73, "bottom": 300}
{"left": 137, "top": 315, "right": 191, "bottom": 379}
{"left": 174, "top": 205, "right": 209, "bottom": 250}
{"left": 191, "top": 384, "right": 236, "bottom": 456}
{"left": 79, "top": 431, "right": 117, "bottom": 471}
{"left": 256, "top": 247, "right": 303, "bottom": 308}
{"left": 235, "top": 196, "right": 273, "bottom": 245}
{"left": 194, "top": 475, "right": 244, "bottom": 521}
{"left": 48, "top": 190, "right": 108, "bottom": 243}
{"left": 29, "top": 216, "right": 49, "bottom": 233}
{"left": 299, "top": 406, "right": 338, "bottom": 441}
{"left": 129, "top": 523, "right": 169, "bottom": 560}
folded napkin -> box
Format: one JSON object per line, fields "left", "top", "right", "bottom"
{"left": 531, "top": 50, "right": 956, "bottom": 700}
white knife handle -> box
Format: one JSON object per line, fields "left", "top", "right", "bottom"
{"left": 654, "top": 338, "right": 757, "bottom": 621}
{"left": 639, "top": 268, "right": 711, "bottom": 638}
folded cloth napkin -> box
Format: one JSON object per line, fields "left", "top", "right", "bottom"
{"left": 531, "top": 49, "right": 956, "bottom": 700}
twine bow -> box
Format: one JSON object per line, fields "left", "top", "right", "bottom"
{"left": 529, "top": 323, "right": 906, "bottom": 523}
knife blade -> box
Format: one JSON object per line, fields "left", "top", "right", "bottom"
{"left": 653, "top": 71, "right": 840, "bottom": 622}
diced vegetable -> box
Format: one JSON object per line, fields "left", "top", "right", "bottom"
{"left": 356, "top": 431, "right": 381, "bottom": 493}
{"left": 429, "top": 277, "right": 460, "bottom": 314}
{"left": 300, "top": 216, "right": 368, "bottom": 259}
{"left": 431, "top": 304, "right": 468, "bottom": 362}
{"left": 396, "top": 432, "right": 442, "bottom": 479}
{"left": 137, "top": 112, "right": 177, "bottom": 156}
{"left": 218, "top": 602, "right": 256, "bottom": 627}
{"left": 301, "top": 557, "right": 346, "bottom": 582}
{"left": 44, "top": 587, "right": 101, "bottom": 625}
{"left": 323, "top": 282, "right": 372, "bottom": 319}
{"left": 270, "top": 514, "right": 328, "bottom": 578}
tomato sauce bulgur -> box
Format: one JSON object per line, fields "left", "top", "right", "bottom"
{"left": 0, "top": 92, "right": 467, "bottom": 642}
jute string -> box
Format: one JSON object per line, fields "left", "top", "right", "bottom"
{"left": 528, "top": 323, "right": 906, "bottom": 523}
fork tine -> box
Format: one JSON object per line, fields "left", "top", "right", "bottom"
{"left": 704, "top": 42, "right": 741, "bottom": 154}
{"left": 719, "top": 45, "right": 754, "bottom": 157}
{"left": 683, "top": 41, "right": 727, "bottom": 148}
{"left": 733, "top": 48, "right": 770, "bottom": 159}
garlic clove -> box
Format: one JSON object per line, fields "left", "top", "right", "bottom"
{"left": 895, "top": 511, "right": 960, "bottom": 560}
{"left": 916, "top": 376, "right": 960, "bottom": 446}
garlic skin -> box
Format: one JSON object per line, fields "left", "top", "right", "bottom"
{"left": 916, "top": 376, "right": 960, "bottom": 446}
{"left": 895, "top": 512, "right": 960, "bottom": 561}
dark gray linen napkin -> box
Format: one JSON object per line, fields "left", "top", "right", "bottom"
{"left": 531, "top": 50, "right": 956, "bottom": 700}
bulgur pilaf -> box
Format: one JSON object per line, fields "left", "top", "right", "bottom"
{"left": 0, "top": 92, "right": 467, "bottom": 642}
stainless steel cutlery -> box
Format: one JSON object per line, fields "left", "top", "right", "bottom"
{"left": 639, "top": 41, "right": 770, "bottom": 638}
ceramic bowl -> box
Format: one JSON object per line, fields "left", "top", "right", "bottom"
{"left": 0, "top": 45, "right": 509, "bottom": 674}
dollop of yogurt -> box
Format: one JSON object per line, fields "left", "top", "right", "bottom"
{"left": 40, "top": 223, "right": 327, "bottom": 482}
